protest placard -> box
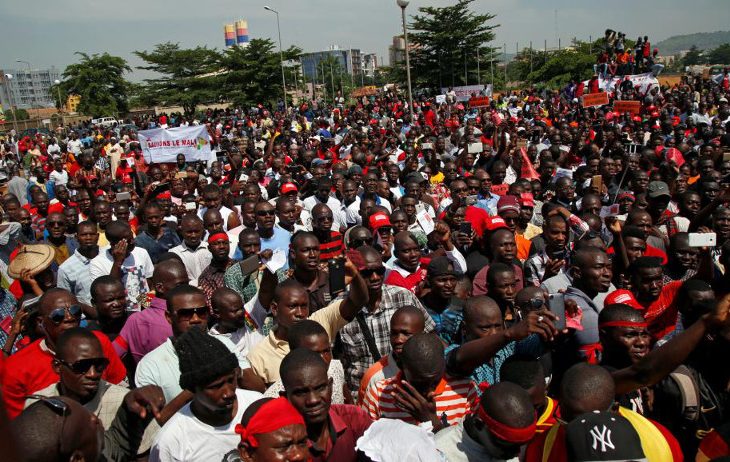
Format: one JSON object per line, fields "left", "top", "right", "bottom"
{"left": 582, "top": 92, "right": 609, "bottom": 108}
{"left": 613, "top": 100, "right": 642, "bottom": 114}
{"left": 138, "top": 125, "right": 215, "bottom": 164}
{"left": 468, "top": 96, "right": 490, "bottom": 108}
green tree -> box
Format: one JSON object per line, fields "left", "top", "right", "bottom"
{"left": 218, "top": 38, "right": 301, "bottom": 108}
{"left": 3, "top": 108, "right": 29, "bottom": 121}
{"left": 408, "top": 0, "right": 500, "bottom": 90}
{"left": 707, "top": 43, "right": 730, "bottom": 64}
{"left": 134, "top": 43, "right": 221, "bottom": 116}
{"left": 682, "top": 45, "right": 705, "bottom": 66}
{"left": 57, "top": 52, "right": 131, "bottom": 118}
{"left": 526, "top": 41, "right": 595, "bottom": 89}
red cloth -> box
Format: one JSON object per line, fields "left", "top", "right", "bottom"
{"left": 2, "top": 332, "right": 127, "bottom": 419}
{"left": 437, "top": 206, "right": 488, "bottom": 241}
{"left": 639, "top": 280, "right": 681, "bottom": 341}
{"left": 606, "top": 244, "right": 668, "bottom": 265}
{"left": 384, "top": 262, "right": 429, "bottom": 294}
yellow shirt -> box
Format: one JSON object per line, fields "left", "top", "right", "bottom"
{"left": 247, "top": 300, "right": 347, "bottom": 384}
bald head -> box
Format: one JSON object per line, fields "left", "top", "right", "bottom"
{"left": 463, "top": 295, "right": 500, "bottom": 325}
{"left": 394, "top": 231, "right": 418, "bottom": 250}
{"left": 559, "top": 363, "right": 616, "bottom": 421}
{"left": 481, "top": 381, "right": 536, "bottom": 429}
{"left": 152, "top": 258, "right": 189, "bottom": 297}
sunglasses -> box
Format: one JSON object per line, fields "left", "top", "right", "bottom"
{"left": 377, "top": 227, "right": 393, "bottom": 235}
{"left": 256, "top": 210, "right": 276, "bottom": 216}
{"left": 360, "top": 267, "right": 386, "bottom": 278}
{"left": 48, "top": 305, "right": 82, "bottom": 324}
{"left": 57, "top": 357, "right": 110, "bottom": 375}
{"left": 176, "top": 306, "right": 208, "bottom": 319}
{"left": 47, "top": 221, "right": 65, "bottom": 228}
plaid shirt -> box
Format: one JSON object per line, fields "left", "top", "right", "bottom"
{"left": 57, "top": 249, "right": 94, "bottom": 305}
{"left": 337, "top": 284, "right": 435, "bottom": 394}
{"left": 199, "top": 260, "right": 235, "bottom": 309}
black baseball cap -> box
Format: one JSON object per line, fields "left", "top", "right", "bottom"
{"left": 565, "top": 411, "right": 647, "bottom": 462}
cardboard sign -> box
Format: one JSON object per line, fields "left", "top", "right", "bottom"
{"left": 416, "top": 209, "right": 435, "bottom": 235}
{"left": 581, "top": 92, "right": 609, "bottom": 108}
{"left": 351, "top": 86, "right": 378, "bottom": 97}
{"left": 613, "top": 100, "right": 642, "bottom": 115}
{"left": 468, "top": 96, "right": 490, "bottom": 108}
{"left": 435, "top": 94, "right": 446, "bottom": 104}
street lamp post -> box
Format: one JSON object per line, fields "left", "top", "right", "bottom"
{"left": 3, "top": 74, "right": 18, "bottom": 133}
{"left": 396, "top": 0, "right": 413, "bottom": 114}
{"left": 264, "top": 6, "right": 288, "bottom": 113}
{"left": 53, "top": 79, "right": 63, "bottom": 113}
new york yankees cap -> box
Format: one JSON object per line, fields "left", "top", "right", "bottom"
{"left": 565, "top": 411, "right": 647, "bottom": 462}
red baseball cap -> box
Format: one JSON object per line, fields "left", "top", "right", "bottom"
{"left": 604, "top": 289, "right": 643, "bottom": 310}
{"left": 485, "top": 216, "right": 509, "bottom": 231}
{"left": 519, "top": 193, "right": 535, "bottom": 208}
{"left": 368, "top": 212, "right": 392, "bottom": 231}
{"left": 280, "top": 182, "right": 298, "bottom": 195}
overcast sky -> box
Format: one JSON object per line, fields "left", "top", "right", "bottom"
{"left": 2, "top": 0, "right": 729, "bottom": 81}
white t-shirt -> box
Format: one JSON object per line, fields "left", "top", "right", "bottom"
{"left": 49, "top": 169, "right": 69, "bottom": 186}
{"left": 136, "top": 337, "right": 251, "bottom": 404}
{"left": 149, "top": 388, "right": 262, "bottom": 462}
{"left": 89, "top": 246, "right": 154, "bottom": 312}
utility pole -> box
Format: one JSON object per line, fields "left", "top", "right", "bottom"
{"left": 503, "top": 43, "right": 507, "bottom": 87}
{"left": 477, "top": 47, "right": 481, "bottom": 86}
{"left": 530, "top": 41, "right": 533, "bottom": 74}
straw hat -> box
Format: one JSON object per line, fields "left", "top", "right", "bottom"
{"left": 8, "top": 244, "right": 55, "bottom": 279}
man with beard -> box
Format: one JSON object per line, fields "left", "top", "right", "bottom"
{"left": 136, "top": 285, "right": 248, "bottom": 404}
{"left": 2, "top": 288, "right": 127, "bottom": 418}
{"left": 25, "top": 328, "right": 160, "bottom": 457}
{"left": 311, "top": 203, "right": 344, "bottom": 261}
{"left": 357, "top": 306, "right": 426, "bottom": 403}
{"left": 89, "top": 276, "right": 128, "bottom": 342}
{"left": 337, "top": 246, "right": 434, "bottom": 401}
{"left": 150, "top": 327, "right": 262, "bottom": 462}
{"left": 280, "top": 349, "right": 372, "bottom": 461}
{"left": 247, "top": 260, "right": 368, "bottom": 387}
{"left": 198, "top": 232, "right": 235, "bottom": 309}
{"left": 57, "top": 221, "right": 99, "bottom": 308}
{"left": 561, "top": 246, "right": 614, "bottom": 365}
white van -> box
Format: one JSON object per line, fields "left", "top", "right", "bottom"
{"left": 91, "top": 117, "right": 120, "bottom": 128}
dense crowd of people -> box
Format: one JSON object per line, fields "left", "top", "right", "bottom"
{"left": 1, "top": 39, "right": 730, "bottom": 462}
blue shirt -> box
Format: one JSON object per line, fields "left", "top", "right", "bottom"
{"left": 259, "top": 226, "right": 291, "bottom": 270}
{"left": 425, "top": 301, "right": 464, "bottom": 345}
{"left": 134, "top": 227, "right": 182, "bottom": 263}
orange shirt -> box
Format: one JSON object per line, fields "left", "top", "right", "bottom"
{"left": 362, "top": 373, "right": 477, "bottom": 426}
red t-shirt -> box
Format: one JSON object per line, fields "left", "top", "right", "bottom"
{"left": 437, "top": 205, "right": 489, "bottom": 241}
{"left": 2, "top": 332, "right": 127, "bottom": 419}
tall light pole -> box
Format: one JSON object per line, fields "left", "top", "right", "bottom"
{"left": 264, "top": 6, "right": 287, "bottom": 113}
{"left": 53, "top": 79, "right": 63, "bottom": 113}
{"left": 17, "top": 60, "right": 40, "bottom": 122}
{"left": 396, "top": 0, "right": 413, "bottom": 113}
{"left": 3, "top": 74, "right": 18, "bottom": 133}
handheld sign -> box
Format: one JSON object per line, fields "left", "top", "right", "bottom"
{"left": 468, "top": 96, "right": 490, "bottom": 108}
{"left": 581, "top": 92, "right": 609, "bottom": 108}
{"left": 613, "top": 100, "right": 641, "bottom": 115}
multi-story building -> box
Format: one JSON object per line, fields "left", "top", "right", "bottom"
{"left": 362, "top": 53, "right": 379, "bottom": 78}
{"left": 301, "top": 46, "right": 362, "bottom": 79}
{"left": 0, "top": 66, "right": 60, "bottom": 109}
{"left": 389, "top": 35, "right": 406, "bottom": 67}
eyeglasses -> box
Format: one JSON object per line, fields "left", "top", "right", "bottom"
{"left": 57, "top": 357, "right": 109, "bottom": 375}
{"left": 360, "top": 267, "right": 386, "bottom": 277}
{"left": 256, "top": 210, "right": 276, "bottom": 216}
{"left": 176, "top": 306, "right": 208, "bottom": 319}
{"left": 518, "top": 297, "right": 545, "bottom": 312}
{"left": 47, "top": 221, "right": 65, "bottom": 228}
{"left": 48, "top": 305, "right": 82, "bottom": 324}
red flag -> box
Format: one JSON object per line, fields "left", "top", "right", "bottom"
{"left": 520, "top": 147, "right": 540, "bottom": 180}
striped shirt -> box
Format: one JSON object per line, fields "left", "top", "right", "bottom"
{"left": 319, "top": 231, "right": 344, "bottom": 261}
{"left": 361, "top": 373, "right": 478, "bottom": 426}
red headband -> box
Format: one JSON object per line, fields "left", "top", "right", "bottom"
{"left": 599, "top": 320, "right": 648, "bottom": 329}
{"left": 234, "top": 398, "right": 304, "bottom": 448}
{"left": 477, "top": 406, "right": 536, "bottom": 444}
{"left": 156, "top": 191, "right": 171, "bottom": 199}
{"left": 208, "top": 232, "right": 229, "bottom": 244}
